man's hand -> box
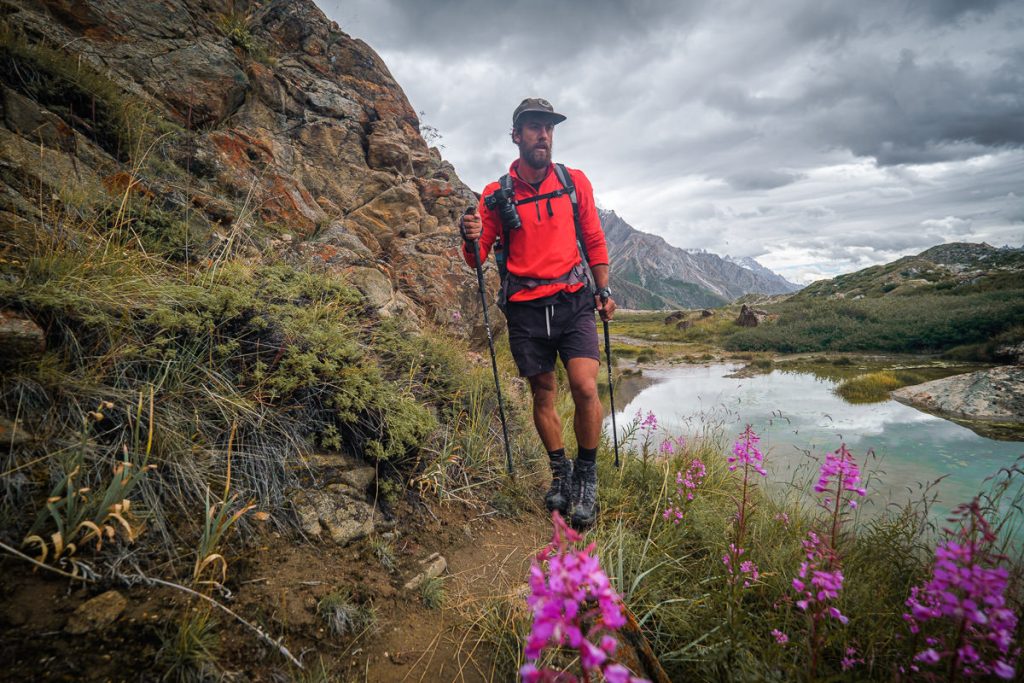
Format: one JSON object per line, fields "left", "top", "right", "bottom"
{"left": 597, "top": 293, "right": 616, "bottom": 321}
{"left": 460, "top": 206, "right": 482, "bottom": 243}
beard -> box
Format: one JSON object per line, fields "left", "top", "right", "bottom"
{"left": 522, "top": 144, "right": 551, "bottom": 170}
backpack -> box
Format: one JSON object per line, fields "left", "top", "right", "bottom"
{"left": 493, "top": 163, "right": 594, "bottom": 308}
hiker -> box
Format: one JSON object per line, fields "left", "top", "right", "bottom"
{"left": 459, "top": 97, "right": 616, "bottom": 529}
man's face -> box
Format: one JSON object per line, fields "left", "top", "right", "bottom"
{"left": 514, "top": 116, "right": 555, "bottom": 170}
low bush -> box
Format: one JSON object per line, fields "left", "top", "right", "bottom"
{"left": 834, "top": 371, "right": 904, "bottom": 403}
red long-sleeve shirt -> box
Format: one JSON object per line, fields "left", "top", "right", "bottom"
{"left": 461, "top": 160, "right": 609, "bottom": 302}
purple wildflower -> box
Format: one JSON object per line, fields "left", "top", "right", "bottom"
{"left": 902, "top": 502, "right": 1019, "bottom": 680}
{"left": 841, "top": 646, "right": 863, "bottom": 670}
{"left": 728, "top": 425, "right": 766, "bottom": 476}
{"left": 771, "top": 629, "right": 789, "bottom": 645}
{"left": 723, "top": 544, "right": 760, "bottom": 589}
{"left": 792, "top": 532, "right": 848, "bottom": 624}
{"left": 814, "top": 444, "right": 866, "bottom": 512}
{"left": 663, "top": 459, "right": 706, "bottom": 523}
{"left": 521, "top": 512, "right": 650, "bottom": 683}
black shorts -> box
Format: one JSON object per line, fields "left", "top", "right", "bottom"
{"left": 505, "top": 288, "right": 599, "bottom": 378}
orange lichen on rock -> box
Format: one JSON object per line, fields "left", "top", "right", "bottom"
{"left": 102, "top": 172, "right": 154, "bottom": 199}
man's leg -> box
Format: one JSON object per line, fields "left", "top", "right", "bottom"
{"left": 565, "top": 357, "right": 602, "bottom": 529}
{"left": 566, "top": 357, "right": 601, "bottom": 449}
{"left": 528, "top": 371, "right": 563, "bottom": 451}
{"left": 529, "top": 371, "right": 574, "bottom": 514}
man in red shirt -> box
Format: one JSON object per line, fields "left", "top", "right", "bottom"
{"left": 460, "top": 98, "right": 616, "bottom": 529}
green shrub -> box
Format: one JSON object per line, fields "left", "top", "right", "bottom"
{"left": 725, "top": 290, "right": 1024, "bottom": 354}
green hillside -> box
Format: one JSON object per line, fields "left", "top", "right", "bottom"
{"left": 725, "top": 243, "right": 1024, "bottom": 356}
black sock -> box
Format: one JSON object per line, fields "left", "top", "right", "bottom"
{"left": 548, "top": 448, "right": 566, "bottom": 460}
{"left": 578, "top": 446, "right": 597, "bottom": 463}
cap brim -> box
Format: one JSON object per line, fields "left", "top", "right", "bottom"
{"left": 514, "top": 111, "right": 567, "bottom": 126}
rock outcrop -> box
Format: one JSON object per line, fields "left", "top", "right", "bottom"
{"left": 0, "top": 0, "right": 498, "bottom": 337}
{"left": 892, "top": 366, "right": 1024, "bottom": 438}
{"left": 735, "top": 304, "right": 769, "bottom": 327}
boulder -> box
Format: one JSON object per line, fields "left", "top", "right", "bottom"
{"left": 892, "top": 366, "right": 1024, "bottom": 426}
{"left": 701, "top": 309, "right": 715, "bottom": 318}
{"left": 65, "top": 591, "right": 127, "bottom": 635}
{"left": 735, "top": 304, "right": 768, "bottom": 327}
{"left": 292, "top": 485, "right": 378, "bottom": 545}
{"left": 664, "top": 311, "right": 686, "bottom": 325}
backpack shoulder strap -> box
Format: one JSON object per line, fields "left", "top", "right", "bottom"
{"left": 553, "top": 163, "right": 589, "bottom": 266}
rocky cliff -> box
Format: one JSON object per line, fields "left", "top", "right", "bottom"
{"left": 601, "top": 209, "right": 800, "bottom": 309}
{"left": 0, "top": 0, "right": 492, "bottom": 336}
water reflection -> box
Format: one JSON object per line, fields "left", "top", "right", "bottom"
{"left": 604, "top": 364, "right": 1024, "bottom": 520}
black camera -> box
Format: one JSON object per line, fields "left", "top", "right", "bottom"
{"left": 484, "top": 186, "right": 521, "bottom": 231}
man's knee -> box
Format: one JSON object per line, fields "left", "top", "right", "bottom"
{"left": 566, "top": 358, "right": 600, "bottom": 404}
{"left": 568, "top": 375, "right": 598, "bottom": 404}
{"left": 529, "top": 372, "right": 558, "bottom": 408}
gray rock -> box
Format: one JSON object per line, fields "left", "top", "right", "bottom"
{"left": 340, "top": 465, "right": 377, "bottom": 493}
{"left": 403, "top": 552, "right": 447, "bottom": 591}
{"left": 65, "top": 591, "right": 128, "bottom": 635}
{"left": 293, "top": 485, "right": 377, "bottom": 545}
{"left": 892, "top": 366, "right": 1024, "bottom": 425}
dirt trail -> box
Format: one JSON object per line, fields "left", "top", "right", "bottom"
{"left": 361, "top": 510, "right": 550, "bottom": 682}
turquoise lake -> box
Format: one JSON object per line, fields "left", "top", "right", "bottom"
{"left": 605, "top": 364, "right": 1024, "bottom": 524}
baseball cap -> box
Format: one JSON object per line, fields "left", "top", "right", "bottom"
{"left": 512, "top": 98, "right": 567, "bottom": 127}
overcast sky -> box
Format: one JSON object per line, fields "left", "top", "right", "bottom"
{"left": 316, "top": 0, "right": 1024, "bottom": 284}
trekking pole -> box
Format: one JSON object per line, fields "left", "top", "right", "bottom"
{"left": 602, "top": 316, "right": 620, "bottom": 468}
{"left": 466, "top": 208, "right": 515, "bottom": 476}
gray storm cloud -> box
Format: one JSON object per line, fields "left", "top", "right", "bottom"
{"left": 319, "top": 0, "right": 1024, "bottom": 283}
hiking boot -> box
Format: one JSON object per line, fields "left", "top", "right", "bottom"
{"left": 570, "top": 459, "right": 598, "bottom": 530}
{"left": 544, "top": 454, "right": 574, "bottom": 515}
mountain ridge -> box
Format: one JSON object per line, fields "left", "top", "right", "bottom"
{"left": 600, "top": 209, "right": 801, "bottom": 309}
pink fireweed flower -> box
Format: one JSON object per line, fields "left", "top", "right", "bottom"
{"left": 521, "top": 512, "right": 650, "bottom": 683}
{"left": 728, "top": 425, "right": 766, "bottom": 476}
{"left": 841, "top": 646, "right": 863, "bottom": 670}
{"left": 792, "top": 532, "right": 848, "bottom": 624}
{"left": 640, "top": 410, "right": 657, "bottom": 430}
{"left": 902, "top": 502, "right": 1019, "bottom": 680}
{"left": 771, "top": 629, "right": 789, "bottom": 645}
{"left": 723, "top": 544, "right": 760, "bottom": 588}
{"left": 814, "top": 444, "right": 866, "bottom": 510}
{"left": 663, "top": 458, "right": 706, "bottom": 523}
